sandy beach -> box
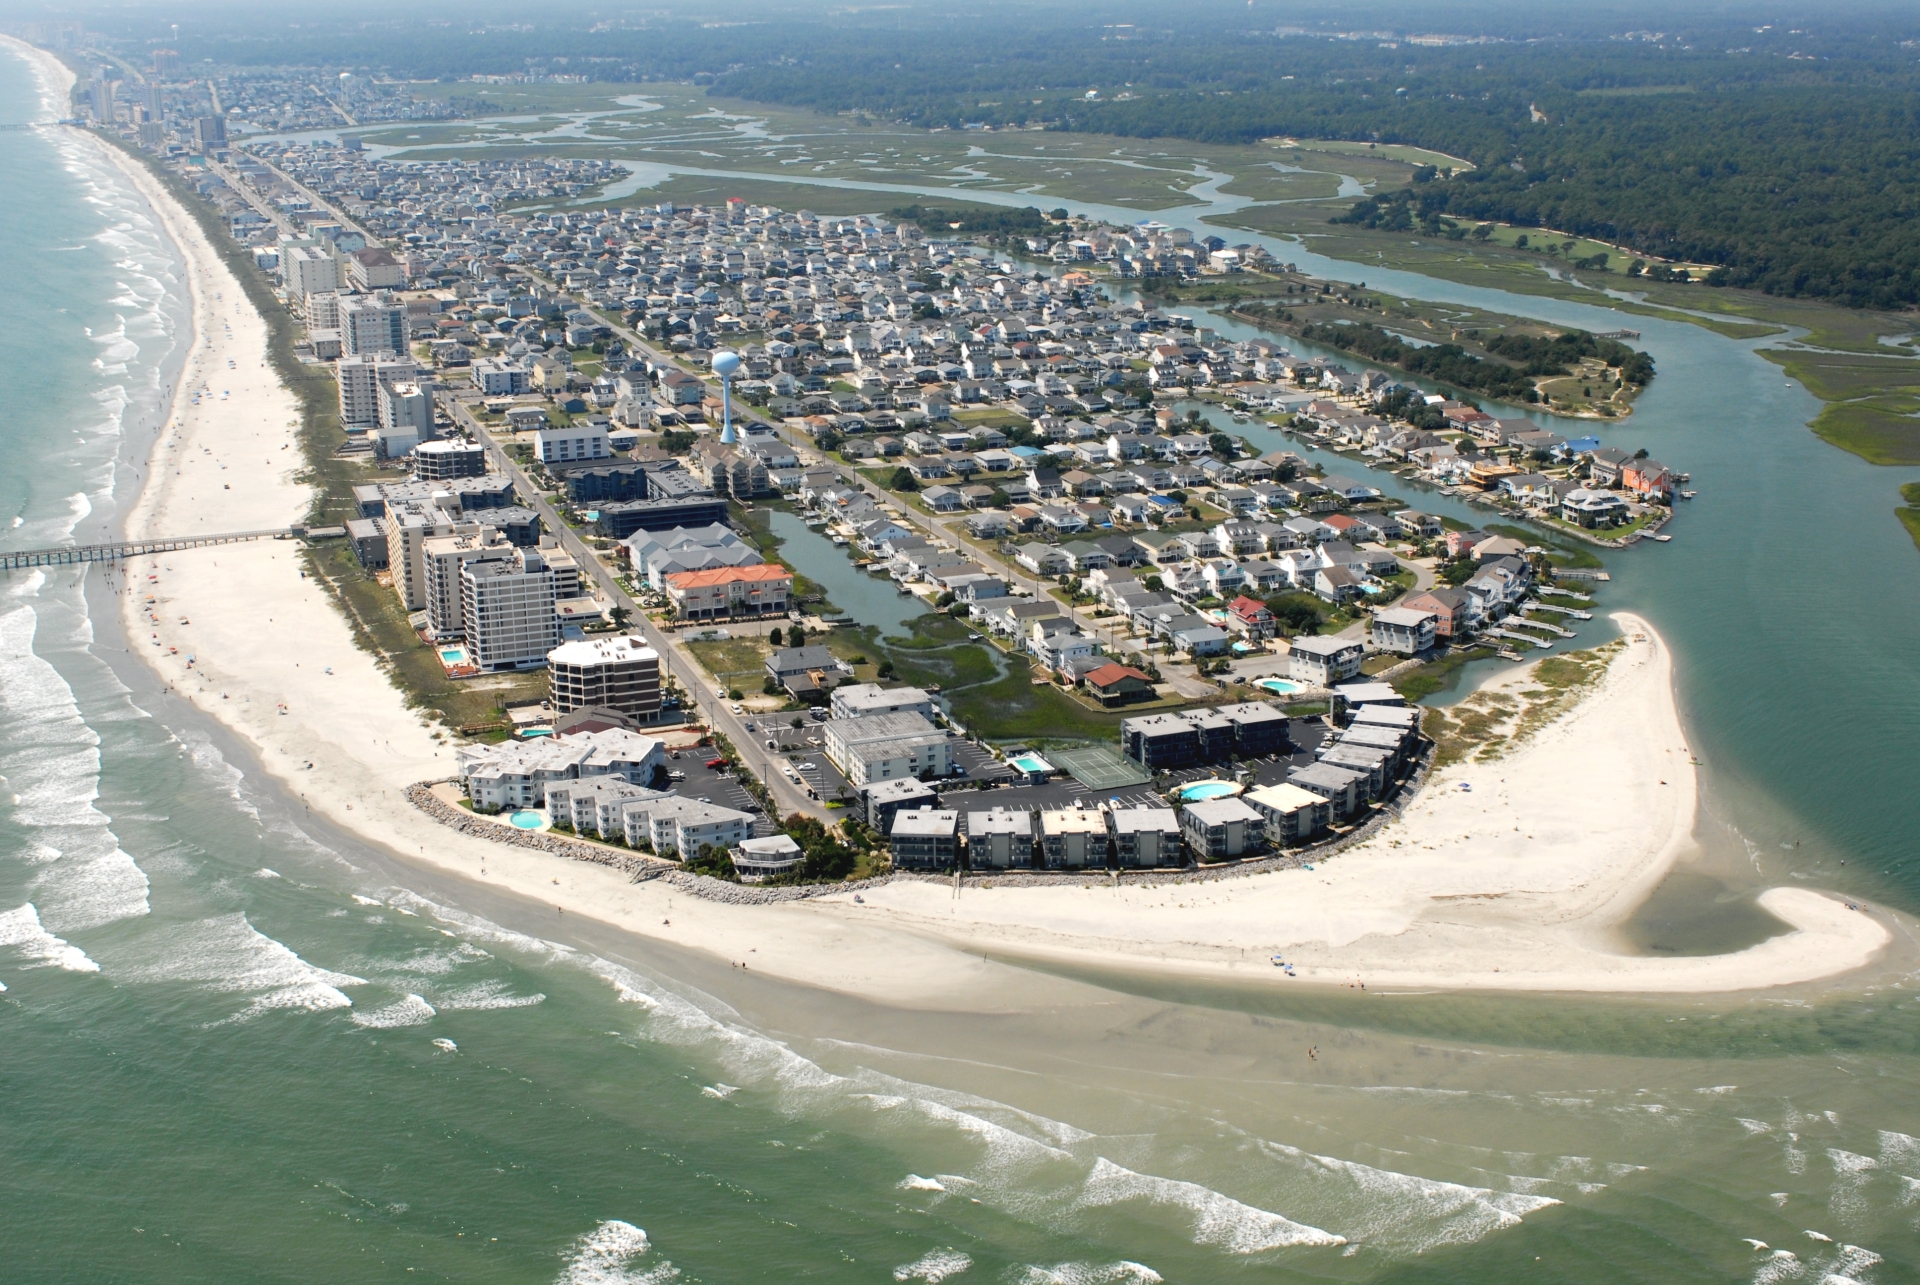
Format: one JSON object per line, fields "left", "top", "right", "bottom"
{"left": 50, "top": 33, "right": 1891, "bottom": 1006}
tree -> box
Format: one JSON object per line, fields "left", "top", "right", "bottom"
{"left": 889, "top": 467, "right": 920, "bottom": 492}
{"left": 767, "top": 626, "right": 783, "bottom": 647}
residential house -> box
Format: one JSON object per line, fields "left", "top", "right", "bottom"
{"left": 1370, "top": 606, "right": 1438, "bottom": 655}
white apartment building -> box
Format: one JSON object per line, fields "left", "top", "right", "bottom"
{"left": 532, "top": 425, "right": 611, "bottom": 465}
{"left": 337, "top": 353, "right": 419, "bottom": 429}
{"left": 305, "top": 290, "right": 343, "bottom": 330}
{"left": 547, "top": 635, "right": 661, "bottom": 719}
{"left": 828, "top": 683, "right": 936, "bottom": 721}
{"left": 462, "top": 547, "right": 558, "bottom": 671}
{"left": 1286, "top": 635, "right": 1366, "bottom": 687}
{"left": 379, "top": 380, "right": 434, "bottom": 435}
{"left": 620, "top": 796, "right": 756, "bottom": 858}
{"left": 823, "top": 712, "right": 952, "bottom": 788}
{"left": 457, "top": 728, "right": 665, "bottom": 812}
{"left": 473, "top": 358, "right": 529, "bottom": 395}
{"left": 340, "top": 293, "right": 407, "bottom": 357}
{"left": 282, "top": 243, "right": 340, "bottom": 300}
{"left": 384, "top": 499, "right": 460, "bottom": 610}
{"left": 422, "top": 528, "right": 514, "bottom": 640}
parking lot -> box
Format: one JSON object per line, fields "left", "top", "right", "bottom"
{"left": 662, "top": 748, "right": 779, "bottom": 835}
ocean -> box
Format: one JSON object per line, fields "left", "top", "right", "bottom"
{"left": 3, "top": 45, "right": 1919, "bottom": 1285}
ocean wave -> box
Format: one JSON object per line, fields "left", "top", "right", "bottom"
{"left": 1077, "top": 1157, "right": 1345, "bottom": 1253}
{"left": 556, "top": 1220, "right": 678, "bottom": 1285}
{"left": 0, "top": 603, "right": 149, "bottom": 931}
{"left": 1246, "top": 1137, "right": 1559, "bottom": 1254}
{"left": 125, "top": 912, "right": 364, "bottom": 1024}
{"left": 432, "top": 979, "right": 546, "bottom": 1011}
{"left": 1012, "top": 1262, "right": 1162, "bottom": 1285}
{"left": 351, "top": 994, "right": 436, "bottom": 1029}
{"left": 0, "top": 902, "right": 101, "bottom": 973}
{"left": 892, "top": 1248, "right": 972, "bottom": 1282}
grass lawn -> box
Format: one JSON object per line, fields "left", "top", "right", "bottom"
{"left": 686, "top": 636, "right": 774, "bottom": 685}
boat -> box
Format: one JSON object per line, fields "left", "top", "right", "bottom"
{"left": 1680, "top": 489, "right": 1698, "bottom": 499}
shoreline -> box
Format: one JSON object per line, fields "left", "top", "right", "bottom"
{"left": 40, "top": 40, "right": 1894, "bottom": 1003}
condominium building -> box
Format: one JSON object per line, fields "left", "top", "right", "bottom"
{"left": 422, "top": 528, "right": 514, "bottom": 640}
{"left": 1039, "top": 805, "right": 1108, "bottom": 869}
{"left": 340, "top": 293, "right": 407, "bottom": 357}
{"left": 337, "top": 353, "right": 418, "bottom": 429}
{"left": 462, "top": 547, "right": 558, "bottom": 671}
{"left": 282, "top": 243, "right": 339, "bottom": 300}
{"left": 823, "top": 712, "right": 951, "bottom": 788}
{"left": 532, "top": 425, "right": 611, "bottom": 465}
{"left": 1178, "top": 796, "right": 1265, "bottom": 861}
{"left": 888, "top": 807, "right": 960, "bottom": 870}
{"left": 620, "top": 796, "right": 756, "bottom": 859}
{"left": 413, "top": 440, "right": 487, "bottom": 482}
{"left": 1245, "top": 782, "right": 1333, "bottom": 845}
{"left": 661, "top": 564, "right": 792, "bottom": 621}
{"left": 828, "top": 683, "right": 935, "bottom": 721}
{"left": 1109, "top": 806, "right": 1182, "bottom": 868}
{"left": 547, "top": 636, "right": 661, "bottom": 720}
{"left": 456, "top": 727, "right": 664, "bottom": 811}
{"left": 965, "top": 807, "right": 1033, "bottom": 869}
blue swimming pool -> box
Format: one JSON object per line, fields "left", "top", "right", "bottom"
{"left": 1179, "top": 780, "right": 1242, "bottom": 801}
{"left": 1257, "top": 678, "right": 1302, "bottom": 695}
{"left": 507, "top": 810, "right": 545, "bottom": 829}
{"left": 1007, "top": 754, "right": 1053, "bottom": 776}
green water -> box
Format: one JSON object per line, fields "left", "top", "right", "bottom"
{"left": 6, "top": 47, "right": 1920, "bottom": 1285}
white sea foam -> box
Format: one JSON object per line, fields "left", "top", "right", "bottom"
{"left": 701, "top": 1084, "right": 739, "bottom": 1100}
{"left": 431, "top": 979, "right": 545, "bottom": 1011}
{"left": 899, "top": 1174, "right": 947, "bottom": 1192}
{"left": 1077, "top": 1157, "right": 1345, "bottom": 1253}
{"left": 431, "top": 1038, "right": 458, "bottom": 1053}
{"left": 1878, "top": 1130, "right": 1920, "bottom": 1173}
{"left": 1826, "top": 1150, "right": 1878, "bottom": 1224}
{"left": 0, "top": 604, "right": 149, "bottom": 932}
{"left": 352, "top": 994, "right": 437, "bottom": 1029}
{"left": 0, "top": 903, "right": 101, "bottom": 972}
{"left": 1012, "top": 1262, "right": 1163, "bottom": 1285}
{"left": 556, "top": 1220, "right": 678, "bottom": 1285}
{"left": 892, "top": 1248, "right": 972, "bottom": 1282}
{"left": 126, "top": 913, "right": 364, "bottom": 1023}
{"left": 1740, "top": 1119, "right": 1776, "bottom": 1136}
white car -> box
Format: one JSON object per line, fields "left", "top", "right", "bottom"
{"left": 730, "top": 703, "right": 743, "bottom": 714}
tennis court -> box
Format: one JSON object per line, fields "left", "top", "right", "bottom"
{"left": 1051, "top": 745, "right": 1153, "bottom": 791}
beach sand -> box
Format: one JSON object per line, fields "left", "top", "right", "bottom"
{"left": 55, "top": 43, "right": 1892, "bottom": 1006}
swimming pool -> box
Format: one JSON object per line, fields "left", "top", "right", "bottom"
{"left": 1007, "top": 754, "right": 1054, "bottom": 777}
{"left": 507, "top": 810, "right": 546, "bottom": 829}
{"left": 1178, "top": 780, "right": 1243, "bottom": 801}
{"left": 439, "top": 646, "right": 471, "bottom": 665}
{"left": 1257, "top": 678, "right": 1302, "bottom": 695}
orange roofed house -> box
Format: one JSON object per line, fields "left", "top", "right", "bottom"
{"left": 1083, "top": 662, "right": 1157, "bottom": 707}
{"left": 663, "top": 564, "right": 792, "bottom": 621}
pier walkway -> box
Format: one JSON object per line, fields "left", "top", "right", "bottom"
{"left": 0, "top": 528, "right": 296, "bottom": 572}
